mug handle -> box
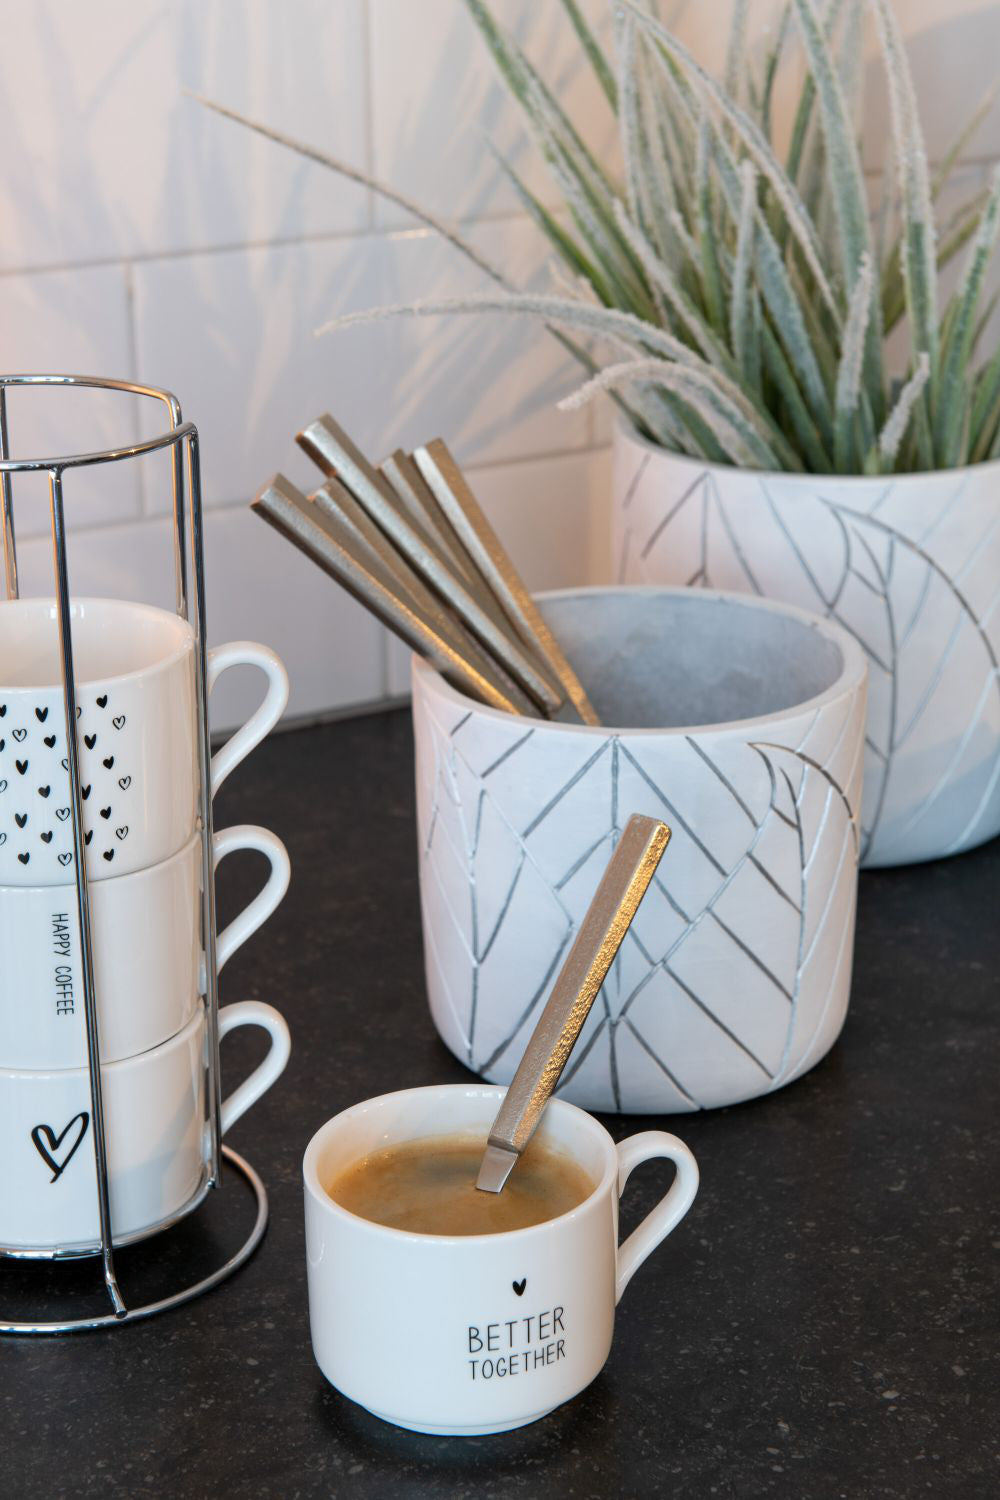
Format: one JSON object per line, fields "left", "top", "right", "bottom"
{"left": 217, "top": 1000, "right": 292, "bottom": 1135}
{"left": 209, "top": 824, "right": 292, "bottom": 980}
{"left": 207, "top": 641, "right": 289, "bottom": 797}
{"left": 614, "top": 1131, "right": 699, "bottom": 1304}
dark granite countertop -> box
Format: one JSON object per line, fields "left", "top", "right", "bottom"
{"left": 2, "top": 709, "right": 997, "bottom": 1499}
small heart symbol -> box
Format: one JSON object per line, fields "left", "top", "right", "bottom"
{"left": 13, "top": 728, "right": 27, "bottom": 743}
{"left": 115, "top": 825, "right": 128, "bottom": 841}
{"left": 61, "top": 758, "right": 68, "bottom": 770}
{"left": 31, "top": 1114, "right": 89, "bottom": 1182}
{"left": 96, "top": 694, "right": 108, "bottom": 709}
{"left": 76, "top": 707, "right": 81, "bottom": 719}
{"left": 100, "top": 806, "right": 111, "bottom": 820}
{"left": 0, "top": 780, "right": 6, "bottom": 793}
{"left": 102, "top": 849, "right": 114, "bottom": 862}
{"left": 0, "top": 832, "right": 5, "bottom": 845}
{"left": 38, "top": 786, "right": 50, "bottom": 799}
{"left": 0, "top": 704, "right": 5, "bottom": 716}
{"left": 81, "top": 785, "right": 91, "bottom": 800}
{"left": 56, "top": 808, "right": 70, "bottom": 822}
{"left": 43, "top": 734, "right": 56, "bottom": 748}
{"left": 512, "top": 1279, "right": 526, "bottom": 1297}
{"left": 112, "top": 715, "right": 125, "bottom": 730}
{"left": 17, "top": 852, "right": 29, "bottom": 865}
{"left": 118, "top": 775, "right": 131, "bottom": 790}
{"left": 14, "top": 812, "right": 27, "bottom": 829}
{"left": 15, "top": 759, "right": 28, "bottom": 775}
{"left": 0, "top": 739, "right": 4, "bottom": 751}
{"left": 84, "top": 733, "right": 96, "bottom": 750}
{"left": 85, "top": 831, "right": 93, "bottom": 846}
{"left": 102, "top": 756, "right": 114, "bottom": 769}
{"left": 57, "top": 852, "right": 73, "bottom": 866}
{"left": 40, "top": 831, "right": 52, "bottom": 844}
{"left": 34, "top": 706, "right": 48, "bottom": 722}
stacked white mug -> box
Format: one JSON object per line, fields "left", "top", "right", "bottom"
{"left": 0, "top": 596, "right": 292, "bottom": 1254}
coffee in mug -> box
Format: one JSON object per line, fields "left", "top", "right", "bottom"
{"left": 326, "top": 1132, "right": 594, "bottom": 1236}
{"left": 304, "top": 1085, "right": 699, "bottom": 1435}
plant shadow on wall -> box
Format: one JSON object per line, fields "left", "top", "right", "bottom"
{"left": 194, "top": 0, "right": 1000, "bottom": 869}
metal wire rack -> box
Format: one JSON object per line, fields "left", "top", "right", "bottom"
{"left": 0, "top": 374, "right": 268, "bottom": 1333}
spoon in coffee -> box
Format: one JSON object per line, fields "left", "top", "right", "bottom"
{"left": 476, "top": 813, "right": 671, "bottom": 1194}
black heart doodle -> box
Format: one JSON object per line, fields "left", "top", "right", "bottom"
{"left": 0, "top": 779, "right": 5, "bottom": 793}
{"left": 0, "top": 833, "right": 5, "bottom": 845}
{"left": 14, "top": 813, "right": 27, "bottom": 828}
{"left": 41, "top": 831, "right": 52, "bottom": 844}
{"left": 15, "top": 759, "right": 27, "bottom": 775}
{"left": 100, "top": 806, "right": 111, "bottom": 820}
{"left": 17, "top": 852, "right": 29, "bottom": 865}
{"left": 85, "top": 831, "right": 93, "bottom": 846}
{"left": 38, "top": 786, "right": 50, "bottom": 799}
{"left": 115, "top": 826, "right": 128, "bottom": 841}
{"left": 43, "top": 734, "right": 56, "bottom": 748}
{"left": 13, "top": 728, "right": 27, "bottom": 743}
{"left": 0, "top": 703, "right": 5, "bottom": 715}
{"left": 35, "top": 706, "right": 48, "bottom": 722}
{"left": 112, "top": 715, "right": 125, "bottom": 730}
{"left": 0, "top": 739, "right": 4, "bottom": 751}
{"left": 84, "top": 733, "right": 97, "bottom": 750}
{"left": 81, "top": 785, "right": 91, "bottom": 800}
{"left": 512, "top": 1279, "right": 526, "bottom": 1297}
{"left": 31, "top": 1114, "right": 89, "bottom": 1183}
{"left": 102, "top": 756, "right": 114, "bottom": 769}
{"left": 55, "top": 807, "right": 70, "bottom": 821}
{"left": 118, "top": 775, "right": 131, "bottom": 790}
{"left": 102, "top": 849, "right": 114, "bottom": 862}
{"left": 96, "top": 694, "right": 108, "bottom": 709}
{"left": 58, "top": 852, "right": 72, "bottom": 866}
{"left": 61, "top": 758, "right": 68, "bottom": 770}
{"left": 76, "top": 706, "right": 81, "bottom": 719}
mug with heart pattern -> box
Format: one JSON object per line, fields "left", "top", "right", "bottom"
{"left": 0, "top": 998, "right": 290, "bottom": 1253}
{"left": 0, "top": 823, "right": 290, "bottom": 1070}
{"left": 0, "top": 597, "right": 288, "bottom": 885}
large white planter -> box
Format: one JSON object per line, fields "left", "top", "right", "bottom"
{"left": 412, "top": 587, "right": 867, "bottom": 1114}
{"left": 613, "top": 420, "right": 1000, "bottom": 867}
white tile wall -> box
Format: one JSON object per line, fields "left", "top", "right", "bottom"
{"left": 1, "top": 1, "right": 996, "bottom": 729}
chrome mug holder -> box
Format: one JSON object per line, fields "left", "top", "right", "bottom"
{"left": 0, "top": 375, "right": 268, "bottom": 1334}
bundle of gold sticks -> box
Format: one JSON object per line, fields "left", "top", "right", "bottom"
{"left": 253, "top": 416, "right": 600, "bottom": 725}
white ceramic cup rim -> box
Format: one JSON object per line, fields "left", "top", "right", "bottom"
{"left": 0, "top": 994, "right": 206, "bottom": 1082}
{"left": 303, "top": 1084, "right": 619, "bottom": 1249}
{"left": 413, "top": 584, "right": 868, "bottom": 737}
{"left": 0, "top": 596, "right": 194, "bottom": 694}
{"left": 0, "top": 824, "right": 203, "bottom": 895}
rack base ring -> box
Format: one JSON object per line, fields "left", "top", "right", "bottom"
{"left": 0, "top": 1146, "right": 267, "bottom": 1335}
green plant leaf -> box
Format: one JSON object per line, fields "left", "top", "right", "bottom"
{"left": 935, "top": 166, "right": 1000, "bottom": 466}
{"left": 558, "top": 0, "right": 618, "bottom": 111}
{"left": 624, "top": 0, "right": 840, "bottom": 322}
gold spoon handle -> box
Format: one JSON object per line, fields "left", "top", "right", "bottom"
{"left": 478, "top": 813, "right": 671, "bottom": 1192}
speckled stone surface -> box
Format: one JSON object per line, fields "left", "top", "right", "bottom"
{"left": 1, "top": 710, "right": 997, "bottom": 1499}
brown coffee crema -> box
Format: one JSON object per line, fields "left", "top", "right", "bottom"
{"left": 325, "top": 1132, "right": 595, "bottom": 1236}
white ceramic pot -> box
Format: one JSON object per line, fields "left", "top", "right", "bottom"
{"left": 412, "top": 586, "right": 867, "bottom": 1115}
{"left": 0, "top": 824, "right": 290, "bottom": 1070}
{"left": 304, "top": 1084, "right": 698, "bottom": 1435}
{"left": 0, "top": 597, "right": 288, "bottom": 884}
{"left": 0, "top": 999, "right": 290, "bottom": 1253}
{"left": 613, "top": 419, "right": 1000, "bottom": 867}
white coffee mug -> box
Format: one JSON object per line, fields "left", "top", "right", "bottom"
{"left": 0, "top": 999, "right": 290, "bottom": 1253}
{"left": 303, "top": 1084, "right": 699, "bottom": 1435}
{"left": 0, "top": 823, "right": 290, "bottom": 1070}
{"left": 0, "top": 597, "right": 288, "bottom": 884}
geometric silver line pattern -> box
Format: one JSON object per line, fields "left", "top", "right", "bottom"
{"left": 413, "top": 640, "right": 866, "bottom": 1115}
{"left": 613, "top": 427, "right": 1000, "bottom": 867}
